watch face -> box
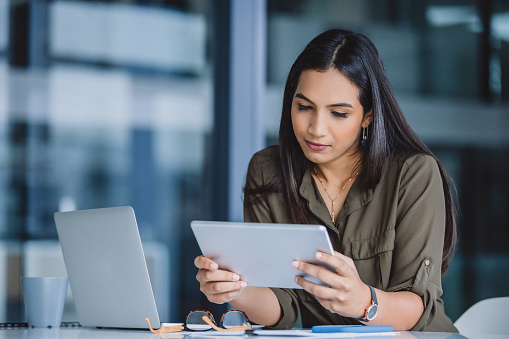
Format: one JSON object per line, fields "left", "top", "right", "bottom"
{"left": 366, "top": 304, "right": 379, "bottom": 321}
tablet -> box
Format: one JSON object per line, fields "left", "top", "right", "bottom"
{"left": 190, "top": 221, "right": 334, "bottom": 289}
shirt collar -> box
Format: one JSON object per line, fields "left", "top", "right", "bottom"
{"left": 299, "top": 162, "right": 373, "bottom": 229}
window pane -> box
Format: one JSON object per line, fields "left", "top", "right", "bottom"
{"left": 0, "top": 0, "right": 7, "bottom": 55}
{"left": 1, "top": 0, "right": 213, "bottom": 322}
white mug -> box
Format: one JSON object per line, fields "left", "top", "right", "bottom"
{"left": 21, "top": 277, "right": 68, "bottom": 327}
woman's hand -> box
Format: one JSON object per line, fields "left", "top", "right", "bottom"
{"left": 292, "top": 251, "right": 371, "bottom": 318}
{"left": 195, "top": 255, "right": 247, "bottom": 304}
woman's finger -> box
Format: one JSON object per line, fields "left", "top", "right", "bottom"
{"left": 196, "top": 267, "right": 241, "bottom": 284}
{"left": 194, "top": 255, "right": 248, "bottom": 305}
{"left": 194, "top": 255, "right": 219, "bottom": 270}
{"left": 201, "top": 281, "right": 247, "bottom": 295}
{"left": 292, "top": 260, "right": 342, "bottom": 288}
{"left": 314, "top": 251, "right": 354, "bottom": 276}
{"left": 294, "top": 275, "right": 336, "bottom": 300}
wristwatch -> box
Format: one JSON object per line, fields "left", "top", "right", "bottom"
{"left": 353, "top": 284, "right": 378, "bottom": 322}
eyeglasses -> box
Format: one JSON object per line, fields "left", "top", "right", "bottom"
{"left": 146, "top": 310, "right": 252, "bottom": 334}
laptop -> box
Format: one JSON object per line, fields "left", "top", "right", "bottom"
{"left": 54, "top": 206, "right": 162, "bottom": 329}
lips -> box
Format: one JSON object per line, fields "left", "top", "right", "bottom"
{"left": 306, "top": 140, "right": 329, "bottom": 151}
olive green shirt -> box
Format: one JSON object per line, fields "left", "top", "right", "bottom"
{"left": 243, "top": 145, "right": 457, "bottom": 332}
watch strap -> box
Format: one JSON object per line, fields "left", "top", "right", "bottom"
{"left": 352, "top": 284, "right": 378, "bottom": 322}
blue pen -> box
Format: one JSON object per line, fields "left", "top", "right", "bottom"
{"left": 311, "top": 325, "right": 393, "bottom": 333}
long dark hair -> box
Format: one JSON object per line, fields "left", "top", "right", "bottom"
{"left": 246, "top": 29, "right": 457, "bottom": 275}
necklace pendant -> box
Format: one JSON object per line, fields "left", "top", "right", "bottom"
{"left": 313, "top": 166, "right": 359, "bottom": 225}
{"left": 331, "top": 200, "right": 335, "bottom": 223}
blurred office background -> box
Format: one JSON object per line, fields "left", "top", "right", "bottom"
{"left": 0, "top": 0, "right": 507, "bottom": 324}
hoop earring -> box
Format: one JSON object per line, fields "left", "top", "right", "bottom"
{"left": 361, "top": 126, "right": 368, "bottom": 147}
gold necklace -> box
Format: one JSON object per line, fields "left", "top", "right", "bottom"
{"left": 313, "top": 167, "right": 358, "bottom": 223}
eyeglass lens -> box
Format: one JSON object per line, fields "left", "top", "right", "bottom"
{"left": 221, "top": 311, "right": 248, "bottom": 329}
{"left": 186, "top": 311, "right": 214, "bottom": 331}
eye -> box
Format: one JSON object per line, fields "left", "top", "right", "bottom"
{"left": 332, "top": 111, "right": 348, "bottom": 118}
{"left": 297, "top": 103, "right": 312, "bottom": 111}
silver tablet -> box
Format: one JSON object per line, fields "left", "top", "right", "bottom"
{"left": 191, "top": 221, "right": 334, "bottom": 289}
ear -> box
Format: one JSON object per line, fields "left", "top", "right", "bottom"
{"left": 362, "top": 109, "right": 373, "bottom": 127}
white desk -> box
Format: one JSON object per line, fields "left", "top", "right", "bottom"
{"left": 0, "top": 327, "right": 506, "bottom": 339}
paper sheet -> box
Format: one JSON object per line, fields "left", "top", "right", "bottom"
{"left": 188, "top": 331, "right": 246, "bottom": 336}
{"left": 253, "top": 329, "right": 400, "bottom": 337}
{"left": 186, "top": 328, "right": 400, "bottom": 338}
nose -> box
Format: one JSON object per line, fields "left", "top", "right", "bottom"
{"left": 308, "top": 111, "right": 328, "bottom": 137}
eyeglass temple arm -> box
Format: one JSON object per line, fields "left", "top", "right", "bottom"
{"left": 145, "top": 318, "right": 183, "bottom": 334}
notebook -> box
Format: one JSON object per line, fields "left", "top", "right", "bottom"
{"left": 54, "top": 206, "right": 162, "bottom": 329}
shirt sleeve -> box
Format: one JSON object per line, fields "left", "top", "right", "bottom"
{"left": 388, "top": 155, "right": 453, "bottom": 331}
{"left": 244, "top": 150, "right": 275, "bottom": 224}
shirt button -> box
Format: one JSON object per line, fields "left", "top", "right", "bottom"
{"left": 425, "top": 259, "right": 430, "bottom": 266}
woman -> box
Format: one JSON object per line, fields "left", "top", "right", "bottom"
{"left": 195, "top": 29, "right": 457, "bottom": 332}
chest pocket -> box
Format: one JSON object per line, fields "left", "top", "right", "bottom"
{"left": 350, "top": 228, "right": 395, "bottom": 290}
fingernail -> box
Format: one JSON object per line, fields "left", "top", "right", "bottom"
{"left": 232, "top": 273, "right": 240, "bottom": 281}
{"left": 240, "top": 281, "right": 247, "bottom": 288}
{"left": 210, "top": 263, "right": 218, "bottom": 270}
{"left": 292, "top": 261, "right": 299, "bottom": 268}
{"left": 294, "top": 276, "right": 299, "bottom": 283}
{"left": 316, "top": 252, "right": 323, "bottom": 259}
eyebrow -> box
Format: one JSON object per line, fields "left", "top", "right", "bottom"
{"left": 295, "top": 93, "right": 354, "bottom": 108}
